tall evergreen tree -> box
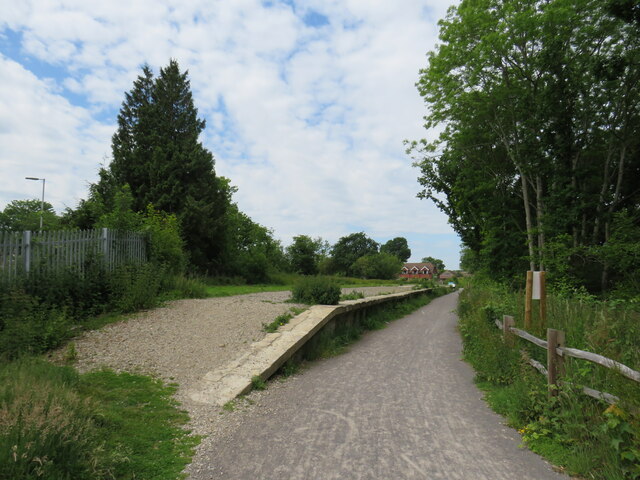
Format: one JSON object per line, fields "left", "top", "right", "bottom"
{"left": 98, "top": 60, "right": 230, "bottom": 271}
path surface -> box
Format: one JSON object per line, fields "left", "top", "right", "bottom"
{"left": 60, "top": 285, "right": 412, "bottom": 436}
{"left": 188, "top": 291, "right": 567, "bottom": 480}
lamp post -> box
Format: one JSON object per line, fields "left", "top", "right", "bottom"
{"left": 25, "top": 177, "right": 46, "bottom": 230}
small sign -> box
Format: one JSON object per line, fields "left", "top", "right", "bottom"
{"left": 532, "top": 271, "right": 542, "bottom": 299}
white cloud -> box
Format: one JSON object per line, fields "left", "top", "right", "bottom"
{"left": 0, "top": 0, "right": 460, "bottom": 266}
{"left": 0, "top": 55, "right": 113, "bottom": 210}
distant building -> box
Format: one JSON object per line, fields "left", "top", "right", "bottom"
{"left": 438, "top": 270, "right": 456, "bottom": 281}
{"left": 399, "top": 262, "right": 437, "bottom": 279}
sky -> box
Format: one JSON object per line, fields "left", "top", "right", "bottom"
{"left": 0, "top": 0, "right": 462, "bottom": 270}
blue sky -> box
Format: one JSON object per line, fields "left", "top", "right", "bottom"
{"left": 0, "top": 0, "right": 462, "bottom": 269}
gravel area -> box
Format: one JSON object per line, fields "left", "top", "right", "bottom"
{"left": 61, "top": 285, "right": 413, "bottom": 439}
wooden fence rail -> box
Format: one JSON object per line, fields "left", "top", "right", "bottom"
{"left": 0, "top": 228, "right": 147, "bottom": 280}
{"left": 495, "top": 316, "right": 640, "bottom": 404}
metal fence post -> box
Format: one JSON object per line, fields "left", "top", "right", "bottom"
{"left": 22, "top": 230, "right": 31, "bottom": 274}
{"left": 102, "top": 228, "right": 109, "bottom": 268}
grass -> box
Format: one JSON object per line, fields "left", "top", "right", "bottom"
{"left": 340, "top": 291, "right": 365, "bottom": 301}
{"left": 457, "top": 276, "right": 640, "bottom": 480}
{"left": 262, "top": 307, "right": 307, "bottom": 333}
{"left": 204, "top": 284, "right": 292, "bottom": 298}
{"left": 0, "top": 358, "right": 199, "bottom": 480}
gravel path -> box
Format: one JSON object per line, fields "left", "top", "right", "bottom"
{"left": 65, "top": 285, "right": 412, "bottom": 436}
{"left": 187, "top": 291, "right": 567, "bottom": 480}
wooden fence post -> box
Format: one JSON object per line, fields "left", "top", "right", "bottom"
{"left": 502, "top": 315, "right": 515, "bottom": 346}
{"left": 525, "top": 271, "right": 533, "bottom": 330}
{"left": 22, "top": 230, "right": 31, "bottom": 274}
{"left": 547, "top": 328, "right": 565, "bottom": 397}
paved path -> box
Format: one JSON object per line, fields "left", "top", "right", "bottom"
{"left": 190, "top": 291, "right": 567, "bottom": 479}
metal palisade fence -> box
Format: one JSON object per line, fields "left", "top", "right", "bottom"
{"left": 0, "top": 228, "right": 147, "bottom": 280}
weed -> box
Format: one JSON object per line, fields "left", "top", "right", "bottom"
{"left": 263, "top": 307, "right": 307, "bottom": 333}
{"left": 63, "top": 342, "right": 78, "bottom": 363}
{"left": 221, "top": 401, "right": 235, "bottom": 412}
{"left": 340, "top": 291, "right": 365, "bottom": 301}
{"left": 251, "top": 375, "right": 267, "bottom": 391}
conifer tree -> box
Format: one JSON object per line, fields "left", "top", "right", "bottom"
{"left": 98, "top": 59, "right": 230, "bottom": 271}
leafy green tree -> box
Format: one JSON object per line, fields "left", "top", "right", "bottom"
{"left": 411, "top": 0, "right": 640, "bottom": 291}
{"left": 330, "top": 232, "right": 379, "bottom": 276}
{"left": 351, "top": 253, "right": 402, "bottom": 280}
{"left": 227, "top": 207, "right": 286, "bottom": 283}
{"left": 380, "top": 237, "right": 411, "bottom": 262}
{"left": 0, "top": 199, "right": 59, "bottom": 231}
{"left": 421, "top": 257, "right": 445, "bottom": 273}
{"left": 97, "top": 60, "right": 231, "bottom": 272}
{"left": 286, "top": 235, "right": 327, "bottom": 275}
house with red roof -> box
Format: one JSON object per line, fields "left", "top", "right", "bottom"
{"left": 399, "top": 262, "right": 437, "bottom": 279}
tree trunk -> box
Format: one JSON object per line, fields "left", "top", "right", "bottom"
{"left": 536, "top": 175, "right": 545, "bottom": 271}
{"left": 592, "top": 144, "right": 613, "bottom": 244}
{"left": 521, "top": 171, "right": 536, "bottom": 270}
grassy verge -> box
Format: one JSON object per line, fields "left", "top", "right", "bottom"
{"left": 457, "top": 277, "right": 640, "bottom": 479}
{"left": 0, "top": 358, "right": 198, "bottom": 480}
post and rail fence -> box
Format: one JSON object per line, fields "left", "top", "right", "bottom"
{"left": 0, "top": 228, "right": 147, "bottom": 281}
{"left": 495, "top": 315, "right": 640, "bottom": 405}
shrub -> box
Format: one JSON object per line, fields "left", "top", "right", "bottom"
{"left": 291, "top": 276, "right": 341, "bottom": 305}
{"left": 350, "top": 253, "right": 402, "bottom": 280}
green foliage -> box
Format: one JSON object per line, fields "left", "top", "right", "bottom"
{"left": 411, "top": 0, "right": 640, "bottom": 290}
{"left": 142, "top": 205, "right": 186, "bottom": 274}
{"left": 0, "top": 358, "right": 113, "bottom": 479}
{"left": 227, "top": 208, "right": 287, "bottom": 283}
{"left": 458, "top": 278, "right": 640, "bottom": 479}
{"left": 96, "top": 60, "right": 231, "bottom": 273}
{"left": 291, "top": 276, "right": 341, "bottom": 305}
{"left": 330, "top": 232, "right": 379, "bottom": 276}
{"left": 380, "top": 237, "right": 411, "bottom": 262}
{"left": 350, "top": 252, "right": 403, "bottom": 280}
{"left": 262, "top": 307, "right": 306, "bottom": 333}
{"left": 421, "top": 256, "right": 445, "bottom": 273}
{"left": 251, "top": 375, "right": 267, "bottom": 391}
{"left": 0, "top": 261, "right": 177, "bottom": 360}
{"left": 340, "top": 291, "right": 365, "bottom": 301}
{"left": 286, "top": 235, "right": 329, "bottom": 275}
{"left": 0, "top": 199, "right": 60, "bottom": 231}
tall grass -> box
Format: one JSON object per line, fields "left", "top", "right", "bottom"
{"left": 0, "top": 358, "right": 198, "bottom": 480}
{"left": 458, "top": 277, "right": 640, "bottom": 479}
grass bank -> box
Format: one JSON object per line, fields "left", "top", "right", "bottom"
{"left": 458, "top": 277, "right": 640, "bottom": 479}
{"left": 0, "top": 358, "right": 198, "bottom": 480}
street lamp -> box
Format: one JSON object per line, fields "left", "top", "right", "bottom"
{"left": 25, "top": 177, "right": 46, "bottom": 230}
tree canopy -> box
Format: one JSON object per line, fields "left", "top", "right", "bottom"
{"left": 0, "top": 199, "right": 59, "bottom": 231}
{"left": 421, "top": 256, "right": 445, "bottom": 273}
{"left": 411, "top": 0, "right": 640, "bottom": 293}
{"left": 380, "top": 237, "right": 411, "bottom": 262}
{"left": 330, "top": 232, "right": 379, "bottom": 276}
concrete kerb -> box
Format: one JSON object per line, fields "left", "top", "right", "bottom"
{"left": 187, "top": 288, "right": 431, "bottom": 407}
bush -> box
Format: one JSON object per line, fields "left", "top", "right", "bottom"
{"left": 350, "top": 252, "right": 402, "bottom": 280}
{"left": 291, "top": 276, "right": 341, "bottom": 305}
